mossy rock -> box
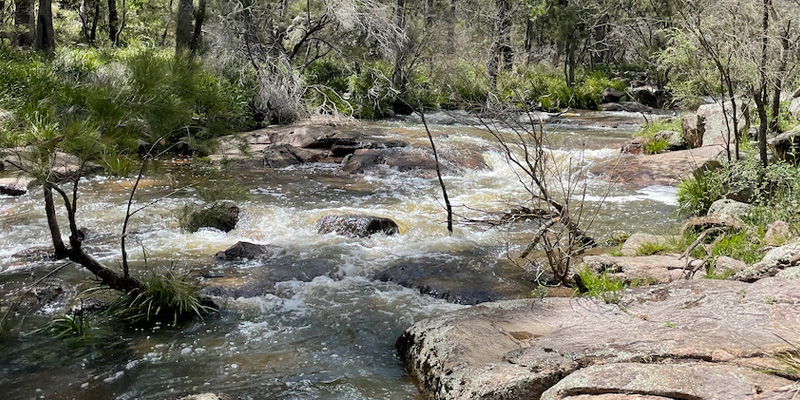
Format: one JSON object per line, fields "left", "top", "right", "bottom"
{"left": 183, "top": 201, "right": 240, "bottom": 233}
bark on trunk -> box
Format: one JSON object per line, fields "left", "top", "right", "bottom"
{"left": 175, "top": 0, "right": 194, "bottom": 53}
{"left": 108, "top": 0, "right": 119, "bottom": 44}
{"left": 445, "top": 0, "right": 455, "bottom": 54}
{"left": 190, "top": 0, "right": 205, "bottom": 52}
{"left": 391, "top": 0, "right": 406, "bottom": 90}
{"left": 34, "top": 0, "right": 54, "bottom": 54}
{"left": 14, "top": 0, "right": 35, "bottom": 46}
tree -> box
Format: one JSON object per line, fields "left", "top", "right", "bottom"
{"left": 34, "top": 0, "right": 54, "bottom": 54}
{"left": 13, "top": 0, "right": 34, "bottom": 46}
{"left": 175, "top": 0, "right": 194, "bottom": 52}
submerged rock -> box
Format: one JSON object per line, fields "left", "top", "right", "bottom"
{"left": 178, "top": 394, "right": 234, "bottom": 400}
{"left": 215, "top": 241, "right": 283, "bottom": 261}
{"left": 396, "top": 278, "right": 800, "bottom": 400}
{"left": 377, "top": 263, "right": 501, "bottom": 305}
{"left": 316, "top": 214, "right": 399, "bottom": 238}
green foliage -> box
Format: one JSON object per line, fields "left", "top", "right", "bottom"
{"left": 711, "top": 231, "right": 763, "bottom": 265}
{"left": 635, "top": 241, "right": 669, "bottom": 256}
{"left": 179, "top": 201, "right": 239, "bottom": 233}
{"left": 576, "top": 268, "right": 624, "bottom": 304}
{"left": 643, "top": 138, "right": 669, "bottom": 155}
{"left": 34, "top": 312, "right": 90, "bottom": 340}
{"left": 0, "top": 45, "right": 250, "bottom": 159}
{"left": 676, "top": 169, "right": 726, "bottom": 216}
{"left": 530, "top": 285, "right": 549, "bottom": 299}
{"left": 498, "top": 67, "right": 626, "bottom": 111}
{"left": 107, "top": 269, "right": 212, "bottom": 327}
{"left": 636, "top": 118, "right": 682, "bottom": 139}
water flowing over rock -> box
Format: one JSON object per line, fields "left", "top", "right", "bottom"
{"left": 396, "top": 278, "right": 800, "bottom": 400}
{"left": 375, "top": 258, "right": 535, "bottom": 305}
{"left": 214, "top": 241, "right": 284, "bottom": 261}
{"left": 316, "top": 214, "right": 399, "bottom": 238}
{"left": 178, "top": 393, "right": 234, "bottom": 400}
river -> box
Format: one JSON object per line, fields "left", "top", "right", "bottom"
{"left": 0, "top": 111, "right": 677, "bottom": 399}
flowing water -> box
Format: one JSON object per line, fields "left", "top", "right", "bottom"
{"left": 0, "top": 111, "right": 678, "bottom": 399}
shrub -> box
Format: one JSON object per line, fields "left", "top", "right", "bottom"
{"left": 676, "top": 168, "right": 726, "bottom": 216}
{"left": 635, "top": 241, "right": 670, "bottom": 256}
{"left": 576, "top": 268, "right": 625, "bottom": 304}
{"left": 643, "top": 137, "right": 670, "bottom": 155}
{"left": 107, "top": 269, "right": 213, "bottom": 327}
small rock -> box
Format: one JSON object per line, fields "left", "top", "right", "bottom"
{"left": 768, "top": 126, "right": 800, "bottom": 163}
{"left": 316, "top": 214, "right": 399, "bottom": 238}
{"left": 714, "top": 256, "right": 748, "bottom": 276}
{"left": 215, "top": 241, "right": 283, "bottom": 261}
{"left": 765, "top": 220, "right": 791, "bottom": 246}
{"left": 789, "top": 97, "right": 800, "bottom": 120}
{"left": 653, "top": 130, "right": 686, "bottom": 151}
{"left": 0, "top": 176, "right": 32, "bottom": 196}
{"left": 681, "top": 216, "right": 742, "bottom": 234}
{"left": 707, "top": 198, "right": 752, "bottom": 221}
{"left": 733, "top": 240, "right": 800, "bottom": 282}
{"left": 600, "top": 88, "right": 625, "bottom": 103}
{"left": 619, "top": 233, "right": 671, "bottom": 256}
{"left": 681, "top": 114, "right": 705, "bottom": 148}
{"left": 262, "top": 144, "right": 304, "bottom": 168}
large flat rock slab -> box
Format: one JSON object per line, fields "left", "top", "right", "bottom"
{"left": 593, "top": 145, "right": 724, "bottom": 188}
{"left": 396, "top": 278, "right": 800, "bottom": 400}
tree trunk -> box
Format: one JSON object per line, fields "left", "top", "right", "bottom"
{"left": 90, "top": 1, "right": 99, "bottom": 43}
{"left": 445, "top": 0, "right": 455, "bottom": 54}
{"left": 565, "top": 41, "right": 576, "bottom": 87}
{"left": 391, "top": 0, "right": 406, "bottom": 90}
{"left": 108, "top": 0, "right": 119, "bottom": 45}
{"left": 34, "top": 0, "right": 54, "bottom": 54}
{"left": 424, "top": 0, "right": 433, "bottom": 32}
{"left": 487, "top": 0, "right": 512, "bottom": 88}
{"left": 524, "top": 17, "right": 533, "bottom": 65}
{"left": 756, "top": 0, "right": 770, "bottom": 166}
{"left": 14, "top": 0, "right": 35, "bottom": 46}
{"left": 190, "top": 0, "right": 205, "bottom": 52}
{"left": 770, "top": 23, "right": 791, "bottom": 133}
{"left": 175, "top": 0, "right": 194, "bottom": 53}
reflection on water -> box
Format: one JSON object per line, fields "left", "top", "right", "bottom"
{"left": 0, "top": 113, "right": 676, "bottom": 399}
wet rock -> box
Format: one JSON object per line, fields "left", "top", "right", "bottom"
{"left": 215, "top": 241, "right": 283, "bottom": 261}
{"left": 178, "top": 393, "right": 234, "bottom": 400}
{"left": 620, "top": 137, "right": 645, "bottom": 154}
{"left": 768, "top": 126, "right": 800, "bottom": 163}
{"left": 594, "top": 145, "right": 725, "bottom": 189}
{"left": 583, "top": 255, "right": 701, "bottom": 283}
{"left": 732, "top": 240, "right": 800, "bottom": 282}
{"left": 696, "top": 101, "right": 750, "bottom": 146}
{"left": 681, "top": 114, "right": 705, "bottom": 148}
{"left": 652, "top": 130, "right": 685, "bottom": 151}
{"left": 0, "top": 176, "right": 32, "bottom": 196}
{"left": 619, "top": 233, "right": 672, "bottom": 256}
{"left": 630, "top": 85, "right": 668, "bottom": 108}
{"left": 184, "top": 201, "right": 240, "bottom": 233}
{"left": 316, "top": 214, "right": 399, "bottom": 238}
{"left": 714, "top": 255, "right": 748, "bottom": 276}
{"left": 263, "top": 144, "right": 305, "bottom": 168}
{"left": 599, "top": 102, "right": 652, "bottom": 113}
{"left": 377, "top": 262, "right": 505, "bottom": 305}
{"left": 540, "top": 362, "right": 794, "bottom": 400}
{"left": 396, "top": 278, "right": 800, "bottom": 400}
{"left": 765, "top": 220, "right": 791, "bottom": 246}
{"left": 707, "top": 198, "right": 752, "bottom": 222}
{"left": 600, "top": 88, "right": 625, "bottom": 104}
{"left": 329, "top": 139, "right": 407, "bottom": 157}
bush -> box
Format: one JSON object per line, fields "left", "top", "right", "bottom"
{"left": 635, "top": 241, "right": 670, "bottom": 256}
{"left": 107, "top": 269, "right": 213, "bottom": 327}
{"left": 676, "top": 168, "right": 726, "bottom": 216}
{"left": 576, "top": 268, "right": 625, "bottom": 304}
